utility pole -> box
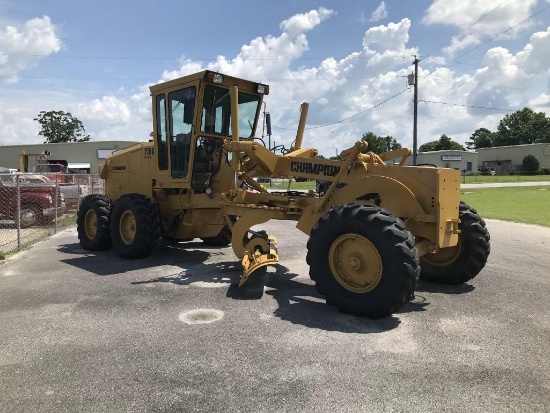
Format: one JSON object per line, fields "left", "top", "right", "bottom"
{"left": 412, "top": 56, "right": 419, "bottom": 165}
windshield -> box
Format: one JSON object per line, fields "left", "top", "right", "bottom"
{"left": 201, "top": 85, "right": 261, "bottom": 138}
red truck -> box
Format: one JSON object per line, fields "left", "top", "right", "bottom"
{"left": 0, "top": 173, "right": 66, "bottom": 228}
{"left": 19, "top": 151, "right": 72, "bottom": 184}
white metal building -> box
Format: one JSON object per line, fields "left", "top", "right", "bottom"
{"left": 406, "top": 150, "right": 479, "bottom": 174}
{"left": 477, "top": 143, "right": 550, "bottom": 174}
{"left": 0, "top": 141, "right": 141, "bottom": 174}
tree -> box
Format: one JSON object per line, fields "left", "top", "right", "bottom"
{"left": 34, "top": 110, "right": 91, "bottom": 143}
{"left": 466, "top": 128, "right": 495, "bottom": 150}
{"left": 522, "top": 155, "right": 540, "bottom": 173}
{"left": 494, "top": 107, "right": 550, "bottom": 147}
{"left": 361, "top": 132, "right": 402, "bottom": 154}
{"left": 419, "top": 134, "right": 465, "bottom": 152}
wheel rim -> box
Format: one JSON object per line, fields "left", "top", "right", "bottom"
{"left": 84, "top": 210, "right": 98, "bottom": 239}
{"left": 329, "top": 234, "right": 383, "bottom": 293}
{"left": 422, "top": 240, "right": 462, "bottom": 267}
{"left": 119, "top": 210, "right": 136, "bottom": 245}
{"left": 20, "top": 208, "right": 36, "bottom": 227}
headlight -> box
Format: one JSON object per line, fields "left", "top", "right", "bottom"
{"left": 257, "top": 84, "right": 269, "bottom": 95}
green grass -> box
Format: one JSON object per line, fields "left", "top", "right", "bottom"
{"left": 461, "top": 186, "right": 550, "bottom": 227}
{"left": 262, "top": 179, "right": 316, "bottom": 191}
{"left": 264, "top": 179, "right": 550, "bottom": 227}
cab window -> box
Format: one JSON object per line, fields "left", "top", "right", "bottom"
{"left": 168, "top": 87, "right": 196, "bottom": 179}
{"left": 201, "top": 85, "right": 260, "bottom": 138}
{"left": 156, "top": 95, "right": 168, "bottom": 170}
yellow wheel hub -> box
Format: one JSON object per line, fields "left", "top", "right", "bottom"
{"left": 329, "top": 234, "right": 383, "bottom": 293}
{"left": 119, "top": 210, "right": 137, "bottom": 245}
{"left": 84, "top": 210, "right": 98, "bottom": 240}
{"left": 422, "top": 240, "right": 462, "bottom": 266}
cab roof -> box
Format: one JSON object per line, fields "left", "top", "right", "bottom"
{"left": 149, "top": 71, "right": 268, "bottom": 95}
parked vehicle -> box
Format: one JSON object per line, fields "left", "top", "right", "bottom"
{"left": 0, "top": 174, "right": 66, "bottom": 228}
{"left": 18, "top": 174, "right": 82, "bottom": 209}
{"left": 19, "top": 151, "right": 72, "bottom": 184}
{"left": 478, "top": 166, "right": 496, "bottom": 176}
{"left": 316, "top": 179, "right": 345, "bottom": 197}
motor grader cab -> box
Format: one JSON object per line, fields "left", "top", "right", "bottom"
{"left": 77, "top": 70, "right": 490, "bottom": 318}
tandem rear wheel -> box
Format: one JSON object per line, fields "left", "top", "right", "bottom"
{"left": 77, "top": 194, "right": 112, "bottom": 251}
{"left": 77, "top": 194, "right": 175, "bottom": 259}
{"left": 110, "top": 194, "right": 159, "bottom": 259}
{"left": 420, "top": 201, "right": 490, "bottom": 285}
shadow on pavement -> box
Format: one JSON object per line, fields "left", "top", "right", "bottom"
{"left": 58, "top": 241, "right": 211, "bottom": 276}
{"left": 415, "top": 280, "right": 475, "bottom": 294}
{"left": 236, "top": 265, "right": 402, "bottom": 333}
{"left": 58, "top": 242, "right": 413, "bottom": 333}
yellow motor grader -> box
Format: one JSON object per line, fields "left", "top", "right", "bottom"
{"left": 77, "top": 70, "right": 490, "bottom": 318}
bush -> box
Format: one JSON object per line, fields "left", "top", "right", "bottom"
{"left": 522, "top": 155, "right": 540, "bottom": 173}
{"left": 541, "top": 167, "right": 550, "bottom": 175}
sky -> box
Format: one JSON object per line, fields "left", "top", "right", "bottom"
{"left": 1, "top": 0, "right": 549, "bottom": 157}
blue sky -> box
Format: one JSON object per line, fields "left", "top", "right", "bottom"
{"left": 1, "top": 0, "right": 549, "bottom": 156}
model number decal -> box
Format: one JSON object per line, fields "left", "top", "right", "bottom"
{"left": 112, "top": 166, "right": 127, "bottom": 171}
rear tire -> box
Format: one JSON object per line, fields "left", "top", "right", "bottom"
{"left": 420, "top": 201, "right": 490, "bottom": 285}
{"left": 111, "top": 194, "right": 159, "bottom": 259}
{"left": 77, "top": 194, "right": 112, "bottom": 251}
{"left": 306, "top": 203, "right": 419, "bottom": 318}
{"left": 201, "top": 225, "right": 232, "bottom": 246}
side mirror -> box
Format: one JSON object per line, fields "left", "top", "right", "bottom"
{"left": 266, "top": 113, "right": 272, "bottom": 136}
{"left": 183, "top": 98, "right": 195, "bottom": 125}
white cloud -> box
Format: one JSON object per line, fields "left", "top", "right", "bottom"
{"left": 363, "top": 19, "right": 411, "bottom": 54}
{"left": 2, "top": 8, "right": 550, "bottom": 157}
{"left": 77, "top": 96, "right": 131, "bottom": 125}
{"left": 279, "top": 7, "right": 334, "bottom": 37}
{"left": 515, "top": 25, "right": 550, "bottom": 74}
{"left": 423, "top": 0, "right": 539, "bottom": 56}
{"left": 369, "top": 2, "right": 388, "bottom": 23}
{"left": 0, "top": 16, "right": 61, "bottom": 83}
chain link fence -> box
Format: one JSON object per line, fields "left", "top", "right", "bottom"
{"left": 0, "top": 173, "right": 104, "bottom": 257}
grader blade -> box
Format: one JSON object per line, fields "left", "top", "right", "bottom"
{"left": 239, "top": 235, "right": 279, "bottom": 286}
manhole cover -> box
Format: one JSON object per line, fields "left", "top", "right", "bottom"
{"left": 179, "top": 309, "right": 224, "bottom": 324}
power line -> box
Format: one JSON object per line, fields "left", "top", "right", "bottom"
{"left": 419, "top": 99, "right": 516, "bottom": 112}
{"left": 0, "top": 73, "right": 404, "bottom": 83}
{"left": 419, "top": 4, "right": 550, "bottom": 85}
{"left": 452, "top": 4, "right": 550, "bottom": 62}
{"left": 452, "top": 61, "right": 550, "bottom": 77}
{"left": 0, "top": 53, "right": 411, "bottom": 62}
{"left": 421, "top": 0, "right": 513, "bottom": 59}
{"left": 274, "top": 87, "right": 410, "bottom": 131}
{"left": 0, "top": 74, "right": 153, "bottom": 82}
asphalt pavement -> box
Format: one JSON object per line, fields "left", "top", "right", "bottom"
{"left": 0, "top": 219, "right": 549, "bottom": 412}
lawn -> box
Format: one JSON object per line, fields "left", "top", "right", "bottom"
{"left": 461, "top": 186, "right": 550, "bottom": 227}
{"left": 264, "top": 179, "right": 550, "bottom": 227}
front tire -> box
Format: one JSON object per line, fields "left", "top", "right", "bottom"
{"left": 77, "top": 194, "right": 112, "bottom": 251}
{"left": 306, "top": 203, "right": 419, "bottom": 318}
{"left": 420, "top": 201, "right": 490, "bottom": 285}
{"left": 19, "top": 205, "right": 42, "bottom": 228}
{"left": 110, "top": 194, "right": 159, "bottom": 259}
